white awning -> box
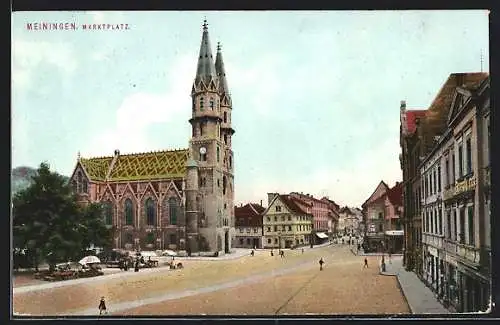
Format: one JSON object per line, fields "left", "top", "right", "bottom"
{"left": 315, "top": 232, "right": 328, "bottom": 239}
{"left": 385, "top": 230, "right": 404, "bottom": 236}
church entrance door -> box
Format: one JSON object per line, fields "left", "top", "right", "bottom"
{"left": 224, "top": 231, "right": 230, "bottom": 254}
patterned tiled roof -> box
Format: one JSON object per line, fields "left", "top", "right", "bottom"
{"left": 81, "top": 149, "right": 189, "bottom": 182}
{"left": 80, "top": 157, "right": 113, "bottom": 181}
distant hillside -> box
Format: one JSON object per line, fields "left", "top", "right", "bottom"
{"left": 11, "top": 166, "right": 70, "bottom": 196}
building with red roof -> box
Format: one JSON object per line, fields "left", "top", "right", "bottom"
{"left": 263, "top": 193, "right": 314, "bottom": 249}
{"left": 361, "top": 181, "right": 403, "bottom": 253}
{"left": 289, "top": 192, "right": 338, "bottom": 244}
{"left": 235, "top": 203, "right": 265, "bottom": 248}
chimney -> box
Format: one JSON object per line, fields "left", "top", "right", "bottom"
{"left": 260, "top": 200, "right": 263, "bottom": 206}
{"left": 267, "top": 193, "right": 278, "bottom": 205}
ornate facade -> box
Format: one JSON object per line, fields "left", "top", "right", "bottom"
{"left": 70, "top": 21, "right": 236, "bottom": 255}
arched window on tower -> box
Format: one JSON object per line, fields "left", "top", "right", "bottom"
{"left": 210, "top": 98, "right": 214, "bottom": 110}
{"left": 104, "top": 201, "right": 113, "bottom": 225}
{"left": 200, "top": 97, "right": 204, "bottom": 111}
{"left": 217, "top": 147, "right": 220, "bottom": 162}
{"left": 124, "top": 198, "right": 134, "bottom": 226}
{"left": 229, "top": 156, "right": 232, "bottom": 168}
{"left": 223, "top": 112, "right": 227, "bottom": 123}
{"left": 224, "top": 134, "right": 227, "bottom": 145}
{"left": 169, "top": 197, "right": 178, "bottom": 225}
{"left": 145, "top": 198, "right": 156, "bottom": 226}
{"left": 223, "top": 176, "right": 227, "bottom": 195}
{"left": 200, "top": 122, "right": 205, "bottom": 136}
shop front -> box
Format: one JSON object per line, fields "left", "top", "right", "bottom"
{"left": 384, "top": 230, "right": 404, "bottom": 253}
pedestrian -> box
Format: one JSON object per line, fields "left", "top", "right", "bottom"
{"left": 270, "top": 250, "right": 274, "bottom": 257}
{"left": 364, "top": 258, "right": 368, "bottom": 268}
{"left": 342, "top": 238, "right": 344, "bottom": 245}
{"left": 134, "top": 259, "right": 139, "bottom": 272}
{"left": 250, "top": 250, "right": 254, "bottom": 257}
{"left": 98, "top": 296, "right": 107, "bottom": 315}
{"left": 301, "top": 248, "right": 304, "bottom": 254}
{"left": 280, "top": 250, "right": 284, "bottom": 258}
{"left": 319, "top": 258, "right": 324, "bottom": 271}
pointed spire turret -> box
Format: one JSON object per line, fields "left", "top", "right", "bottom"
{"left": 215, "top": 42, "right": 230, "bottom": 96}
{"left": 195, "top": 19, "right": 217, "bottom": 84}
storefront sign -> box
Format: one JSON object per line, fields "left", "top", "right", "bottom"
{"left": 454, "top": 176, "right": 477, "bottom": 195}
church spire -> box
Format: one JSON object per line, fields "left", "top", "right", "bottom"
{"left": 215, "top": 42, "right": 230, "bottom": 95}
{"left": 195, "top": 19, "right": 217, "bottom": 83}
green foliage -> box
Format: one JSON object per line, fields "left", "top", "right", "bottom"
{"left": 12, "top": 162, "right": 113, "bottom": 270}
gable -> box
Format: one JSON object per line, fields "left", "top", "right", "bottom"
{"left": 364, "top": 181, "right": 389, "bottom": 206}
{"left": 265, "top": 195, "right": 291, "bottom": 215}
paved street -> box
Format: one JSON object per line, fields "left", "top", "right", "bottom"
{"left": 13, "top": 245, "right": 409, "bottom": 316}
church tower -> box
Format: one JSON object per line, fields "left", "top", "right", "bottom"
{"left": 187, "top": 20, "right": 235, "bottom": 254}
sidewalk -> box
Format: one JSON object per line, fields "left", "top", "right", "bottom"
{"left": 379, "top": 257, "right": 449, "bottom": 314}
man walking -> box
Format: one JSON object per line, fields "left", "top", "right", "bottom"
{"left": 363, "top": 257, "right": 368, "bottom": 268}
{"left": 319, "top": 258, "right": 325, "bottom": 271}
{"left": 98, "top": 296, "right": 107, "bottom": 315}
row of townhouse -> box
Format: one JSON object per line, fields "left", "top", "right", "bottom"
{"left": 234, "top": 192, "right": 341, "bottom": 249}
{"left": 338, "top": 206, "right": 364, "bottom": 237}
{"left": 400, "top": 72, "right": 490, "bottom": 313}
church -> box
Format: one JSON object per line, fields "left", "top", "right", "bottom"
{"left": 69, "top": 21, "right": 236, "bottom": 255}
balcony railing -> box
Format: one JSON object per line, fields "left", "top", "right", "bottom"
{"left": 422, "top": 233, "right": 443, "bottom": 249}
{"left": 443, "top": 176, "right": 477, "bottom": 201}
{"left": 444, "top": 239, "right": 480, "bottom": 265}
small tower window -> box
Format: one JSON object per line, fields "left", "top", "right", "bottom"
{"left": 229, "top": 156, "right": 232, "bottom": 168}
{"left": 223, "top": 176, "right": 227, "bottom": 195}
{"left": 200, "top": 122, "right": 205, "bottom": 136}
{"left": 224, "top": 134, "right": 228, "bottom": 145}
{"left": 217, "top": 147, "right": 220, "bottom": 162}
{"left": 210, "top": 98, "right": 214, "bottom": 110}
{"left": 200, "top": 97, "right": 204, "bottom": 111}
{"left": 223, "top": 112, "right": 227, "bottom": 123}
{"left": 201, "top": 150, "right": 207, "bottom": 161}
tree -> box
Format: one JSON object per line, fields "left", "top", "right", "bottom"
{"left": 12, "top": 162, "right": 112, "bottom": 271}
{"left": 79, "top": 202, "right": 114, "bottom": 251}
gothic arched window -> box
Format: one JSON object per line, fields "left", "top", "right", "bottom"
{"left": 169, "top": 197, "right": 178, "bottom": 225}
{"left": 71, "top": 180, "right": 77, "bottom": 192}
{"left": 210, "top": 98, "right": 214, "bottom": 110}
{"left": 223, "top": 112, "right": 227, "bottom": 123}
{"left": 145, "top": 198, "right": 156, "bottom": 226}
{"left": 217, "top": 147, "right": 220, "bottom": 162}
{"left": 224, "top": 134, "right": 227, "bottom": 145}
{"left": 124, "top": 199, "right": 134, "bottom": 226}
{"left": 104, "top": 201, "right": 113, "bottom": 225}
{"left": 83, "top": 181, "right": 88, "bottom": 193}
{"left": 200, "top": 97, "right": 204, "bottom": 111}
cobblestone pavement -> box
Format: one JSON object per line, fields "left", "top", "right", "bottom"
{"left": 13, "top": 246, "right": 409, "bottom": 316}
{"left": 379, "top": 257, "right": 449, "bottom": 314}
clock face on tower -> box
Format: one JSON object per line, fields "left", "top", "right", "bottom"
{"left": 199, "top": 147, "right": 207, "bottom": 155}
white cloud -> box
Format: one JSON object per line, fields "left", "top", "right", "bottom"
{"left": 82, "top": 54, "right": 194, "bottom": 157}
{"left": 12, "top": 40, "right": 78, "bottom": 91}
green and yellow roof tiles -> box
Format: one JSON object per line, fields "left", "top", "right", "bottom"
{"left": 81, "top": 149, "right": 189, "bottom": 182}
{"left": 80, "top": 156, "right": 113, "bottom": 181}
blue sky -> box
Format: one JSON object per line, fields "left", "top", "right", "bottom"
{"left": 11, "top": 10, "right": 489, "bottom": 207}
